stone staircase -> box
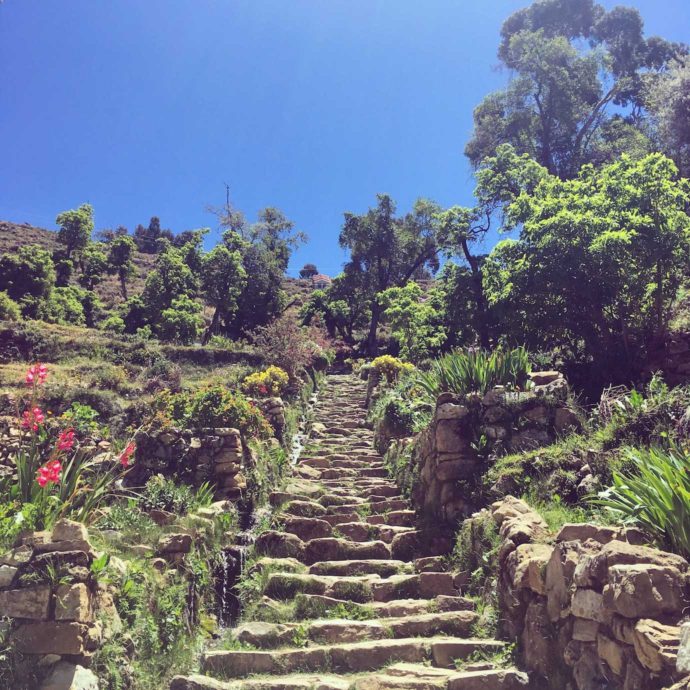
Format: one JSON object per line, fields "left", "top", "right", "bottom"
{"left": 172, "top": 374, "right": 530, "bottom": 690}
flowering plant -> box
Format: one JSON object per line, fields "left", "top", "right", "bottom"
{"left": 6, "top": 363, "right": 136, "bottom": 527}
{"left": 241, "top": 365, "right": 289, "bottom": 398}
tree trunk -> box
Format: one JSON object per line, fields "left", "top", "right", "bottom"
{"left": 119, "top": 271, "right": 128, "bottom": 300}
{"left": 202, "top": 307, "right": 221, "bottom": 346}
{"left": 366, "top": 302, "right": 381, "bottom": 356}
{"left": 656, "top": 260, "right": 664, "bottom": 336}
{"left": 461, "top": 239, "right": 490, "bottom": 349}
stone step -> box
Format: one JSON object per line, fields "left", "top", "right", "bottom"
{"left": 229, "top": 610, "right": 478, "bottom": 649}
{"left": 335, "top": 521, "right": 414, "bottom": 544}
{"left": 201, "top": 637, "right": 506, "bottom": 677}
{"left": 303, "top": 537, "right": 391, "bottom": 564}
{"left": 308, "top": 559, "right": 412, "bottom": 577}
{"left": 263, "top": 571, "right": 459, "bottom": 603}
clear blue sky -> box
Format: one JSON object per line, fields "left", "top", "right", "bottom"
{"left": 1, "top": 1, "right": 689, "bottom": 276}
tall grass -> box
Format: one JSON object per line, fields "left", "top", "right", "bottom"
{"left": 415, "top": 347, "right": 531, "bottom": 398}
{"left": 594, "top": 445, "right": 690, "bottom": 558}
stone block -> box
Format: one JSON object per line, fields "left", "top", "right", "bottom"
{"left": 604, "top": 564, "right": 685, "bottom": 618}
{"left": 678, "top": 622, "right": 690, "bottom": 674}
{"left": 0, "top": 586, "right": 51, "bottom": 620}
{"left": 633, "top": 619, "right": 680, "bottom": 673}
{"left": 435, "top": 421, "right": 471, "bottom": 453}
{"left": 597, "top": 633, "right": 628, "bottom": 676}
{"left": 507, "top": 543, "right": 552, "bottom": 595}
{"left": 571, "top": 589, "right": 608, "bottom": 623}
{"left": 158, "top": 533, "right": 193, "bottom": 555}
{"left": 56, "top": 583, "right": 92, "bottom": 622}
{"left": 436, "top": 403, "right": 469, "bottom": 420}
{"left": 39, "top": 661, "right": 99, "bottom": 690}
{"left": 572, "top": 618, "right": 599, "bottom": 642}
{"left": 52, "top": 519, "right": 89, "bottom": 543}
{"left": 12, "top": 622, "right": 86, "bottom": 655}
{"left": 0, "top": 564, "right": 18, "bottom": 588}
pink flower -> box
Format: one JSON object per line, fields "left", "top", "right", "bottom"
{"left": 56, "top": 428, "right": 75, "bottom": 453}
{"left": 119, "top": 442, "right": 136, "bottom": 468}
{"left": 26, "top": 363, "right": 48, "bottom": 387}
{"left": 258, "top": 384, "right": 269, "bottom": 396}
{"left": 36, "top": 459, "right": 61, "bottom": 487}
{"left": 21, "top": 407, "right": 45, "bottom": 432}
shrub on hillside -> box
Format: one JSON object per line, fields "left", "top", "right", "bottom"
{"left": 241, "top": 365, "right": 289, "bottom": 398}
{"left": 158, "top": 295, "right": 203, "bottom": 345}
{"left": 37, "top": 286, "right": 87, "bottom": 326}
{"left": 0, "top": 291, "right": 20, "bottom": 321}
{"left": 160, "top": 385, "right": 272, "bottom": 438}
{"left": 370, "top": 355, "right": 414, "bottom": 383}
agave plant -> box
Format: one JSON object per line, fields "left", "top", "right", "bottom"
{"left": 414, "top": 347, "right": 531, "bottom": 398}
{"left": 594, "top": 445, "right": 690, "bottom": 558}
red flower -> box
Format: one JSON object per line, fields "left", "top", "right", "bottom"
{"left": 56, "top": 428, "right": 75, "bottom": 453}
{"left": 36, "top": 459, "right": 61, "bottom": 487}
{"left": 258, "top": 384, "right": 269, "bottom": 396}
{"left": 26, "top": 363, "right": 48, "bottom": 387}
{"left": 119, "top": 442, "right": 136, "bottom": 468}
{"left": 21, "top": 407, "right": 45, "bottom": 432}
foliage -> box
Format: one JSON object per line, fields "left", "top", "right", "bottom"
{"left": 0, "top": 291, "right": 20, "bottom": 321}
{"left": 37, "top": 286, "right": 87, "bottom": 326}
{"left": 241, "top": 365, "right": 289, "bottom": 398}
{"left": 161, "top": 385, "right": 272, "bottom": 438}
{"left": 595, "top": 445, "right": 690, "bottom": 557}
{"left": 378, "top": 281, "right": 446, "bottom": 361}
{"left": 253, "top": 314, "right": 329, "bottom": 383}
{"left": 299, "top": 263, "right": 318, "bottom": 279}
{"left": 465, "top": 0, "right": 683, "bottom": 177}
{"left": 78, "top": 243, "right": 109, "bottom": 290}
{"left": 107, "top": 234, "right": 137, "bottom": 299}
{"left": 339, "top": 195, "right": 441, "bottom": 354}
{"left": 483, "top": 153, "right": 690, "bottom": 389}
{"left": 0, "top": 244, "right": 55, "bottom": 315}
{"left": 56, "top": 203, "right": 94, "bottom": 258}
{"left": 158, "top": 294, "right": 203, "bottom": 345}
{"left": 415, "top": 347, "right": 531, "bottom": 398}
{"left": 453, "top": 512, "right": 500, "bottom": 594}
{"left": 370, "top": 355, "right": 414, "bottom": 383}
{"left": 139, "top": 475, "right": 197, "bottom": 515}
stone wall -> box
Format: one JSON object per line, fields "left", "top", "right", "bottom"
{"left": 131, "top": 426, "right": 247, "bottom": 500}
{"left": 405, "top": 372, "right": 579, "bottom": 523}
{"left": 0, "top": 519, "right": 120, "bottom": 689}
{"left": 467, "top": 497, "right": 690, "bottom": 690}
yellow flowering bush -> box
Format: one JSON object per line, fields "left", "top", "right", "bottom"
{"left": 241, "top": 365, "right": 290, "bottom": 397}
{"left": 370, "top": 355, "right": 414, "bottom": 383}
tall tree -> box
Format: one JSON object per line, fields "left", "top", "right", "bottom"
{"left": 299, "top": 263, "right": 319, "bottom": 279}
{"left": 339, "top": 195, "right": 440, "bottom": 355}
{"left": 107, "top": 235, "right": 136, "bottom": 299}
{"left": 200, "top": 231, "right": 247, "bottom": 344}
{"left": 466, "top": 0, "right": 684, "bottom": 178}
{"left": 56, "top": 203, "right": 94, "bottom": 259}
{"left": 77, "top": 243, "right": 108, "bottom": 290}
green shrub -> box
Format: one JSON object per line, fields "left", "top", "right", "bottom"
{"left": 370, "top": 355, "right": 414, "bottom": 383}
{"left": 139, "top": 475, "right": 196, "bottom": 515}
{"left": 37, "top": 287, "right": 86, "bottom": 326}
{"left": 161, "top": 385, "right": 272, "bottom": 438}
{"left": 101, "top": 314, "right": 126, "bottom": 334}
{"left": 241, "top": 365, "right": 289, "bottom": 397}
{"left": 416, "top": 347, "right": 531, "bottom": 398}
{"left": 158, "top": 295, "right": 203, "bottom": 345}
{"left": 0, "top": 291, "right": 20, "bottom": 321}
{"left": 595, "top": 445, "right": 690, "bottom": 558}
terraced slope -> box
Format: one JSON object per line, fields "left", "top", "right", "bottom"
{"left": 172, "top": 374, "right": 530, "bottom": 690}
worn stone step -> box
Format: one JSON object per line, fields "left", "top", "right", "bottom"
{"left": 308, "top": 559, "right": 411, "bottom": 577}
{"left": 304, "top": 537, "right": 391, "bottom": 564}
{"left": 279, "top": 516, "right": 333, "bottom": 541}
{"left": 201, "top": 637, "right": 505, "bottom": 677}
{"left": 446, "top": 668, "right": 531, "bottom": 689}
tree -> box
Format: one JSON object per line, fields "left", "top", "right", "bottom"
{"left": 483, "top": 153, "right": 690, "bottom": 384}
{"left": 56, "top": 204, "right": 94, "bottom": 258}
{"left": 200, "top": 231, "right": 247, "bottom": 344}
{"left": 299, "top": 263, "right": 319, "bottom": 279}
{"left": 379, "top": 282, "right": 446, "bottom": 361}
{"left": 107, "top": 235, "right": 136, "bottom": 299}
{"left": 133, "top": 216, "right": 173, "bottom": 253}
{"left": 0, "top": 245, "right": 55, "bottom": 315}
{"left": 437, "top": 145, "right": 547, "bottom": 347}
{"left": 466, "top": 0, "right": 684, "bottom": 178}
{"left": 78, "top": 243, "right": 108, "bottom": 290}
{"left": 158, "top": 294, "right": 203, "bottom": 345}
{"left": 647, "top": 55, "right": 690, "bottom": 177}
{"left": 339, "top": 195, "right": 440, "bottom": 355}
{"left": 140, "top": 241, "right": 197, "bottom": 330}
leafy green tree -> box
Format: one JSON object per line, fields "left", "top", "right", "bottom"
{"left": 466, "top": 0, "right": 684, "bottom": 178}
{"left": 200, "top": 231, "right": 247, "bottom": 344}
{"left": 483, "top": 153, "right": 690, "bottom": 382}
{"left": 158, "top": 294, "right": 203, "bottom": 344}
{"left": 0, "top": 291, "right": 21, "bottom": 321}
{"left": 339, "top": 195, "right": 440, "bottom": 354}
{"left": 37, "top": 287, "right": 86, "bottom": 326}
{"left": 78, "top": 243, "right": 109, "bottom": 290}
{"left": 438, "top": 145, "right": 546, "bottom": 347}
{"left": 56, "top": 203, "right": 94, "bottom": 258}
{"left": 0, "top": 245, "right": 56, "bottom": 316}
{"left": 379, "top": 282, "right": 446, "bottom": 361}
{"left": 141, "top": 241, "right": 197, "bottom": 318}
{"left": 299, "top": 263, "right": 319, "bottom": 279}
{"left": 647, "top": 55, "right": 690, "bottom": 177}
{"left": 107, "top": 235, "right": 137, "bottom": 299}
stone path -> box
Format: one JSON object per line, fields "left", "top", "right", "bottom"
{"left": 172, "top": 374, "right": 529, "bottom": 690}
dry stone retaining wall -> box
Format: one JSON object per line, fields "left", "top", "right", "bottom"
{"left": 469, "top": 496, "right": 690, "bottom": 689}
